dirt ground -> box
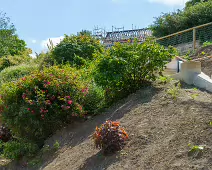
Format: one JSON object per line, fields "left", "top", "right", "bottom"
{"left": 2, "top": 81, "right": 212, "bottom": 170}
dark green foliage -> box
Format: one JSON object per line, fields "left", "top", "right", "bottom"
{"left": 2, "top": 140, "right": 38, "bottom": 160}
{"left": 52, "top": 34, "right": 103, "bottom": 66}
{"left": 37, "top": 52, "right": 56, "bottom": 70}
{"left": 0, "top": 125, "right": 12, "bottom": 142}
{"left": 185, "top": 0, "right": 209, "bottom": 9}
{"left": 83, "top": 84, "right": 105, "bottom": 114}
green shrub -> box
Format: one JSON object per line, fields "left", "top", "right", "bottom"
{"left": 0, "top": 64, "right": 38, "bottom": 85}
{"left": 83, "top": 83, "right": 105, "bottom": 114}
{"left": 94, "top": 40, "right": 177, "bottom": 103}
{"left": 52, "top": 34, "right": 103, "bottom": 66}
{"left": 0, "top": 55, "right": 31, "bottom": 71}
{"left": 0, "top": 66, "right": 90, "bottom": 145}
{"left": 36, "top": 52, "right": 56, "bottom": 70}
{"left": 203, "top": 41, "right": 212, "bottom": 47}
{"left": 2, "top": 140, "right": 38, "bottom": 160}
{"left": 53, "top": 140, "right": 60, "bottom": 150}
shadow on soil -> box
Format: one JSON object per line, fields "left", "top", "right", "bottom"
{"left": 79, "top": 151, "right": 119, "bottom": 170}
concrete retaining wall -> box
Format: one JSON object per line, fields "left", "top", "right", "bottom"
{"left": 171, "top": 60, "right": 212, "bottom": 92}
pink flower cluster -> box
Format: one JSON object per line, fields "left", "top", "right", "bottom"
{"left": 82, "top": 87, "right": 89, "bottom": 96}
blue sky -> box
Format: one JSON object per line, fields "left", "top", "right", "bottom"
{"left": 0, "top": 0, "right": 188, "bottom": 55}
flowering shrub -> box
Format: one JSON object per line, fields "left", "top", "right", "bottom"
{"left": 0, "top": 66, "right": 90, "bottom": 144}
{"left": 93, "top": 120, "right": 128, "bottom": 154}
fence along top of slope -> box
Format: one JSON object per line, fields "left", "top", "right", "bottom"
{"left": 156, "top": 22, "right": 212, "bottom": 53}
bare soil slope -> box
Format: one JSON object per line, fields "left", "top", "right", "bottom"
{"left": 3, "top": 82, "right": 212, "bottom": 170}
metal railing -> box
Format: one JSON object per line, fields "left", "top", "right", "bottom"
{"left": 156, "top": 22, "right": 212, "bottom": 55}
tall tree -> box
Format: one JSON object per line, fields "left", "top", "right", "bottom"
{"left": 151, "top": 1, "right": 212, "bottom": 37}
{"left": 77, "top": 30, "right": 92, "bottom": 36}
{"left": 0, "top": 12, "right": 26, "bottom": 57}
{"left": 185, "top": 0, "right": 209, "bottom": 8}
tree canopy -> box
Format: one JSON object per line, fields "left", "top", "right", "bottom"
{"left": 0, "top": 12, "right": 27, "bottom": 57}
{"left": 52, "top": 34, "right": 103, "bottom": 66}
{"left": 151, "top": 0, "right": 212, "bottom": 37}
{"left": 185, "top": 0, "right": 209, "bottom": 8}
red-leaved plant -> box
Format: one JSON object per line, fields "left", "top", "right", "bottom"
{"left": 93, "top": 120, "right": 128, "bottom": 154}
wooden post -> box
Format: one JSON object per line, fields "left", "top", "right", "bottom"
{"left": 193, "top": 28, "right": 196, "bottom": 51}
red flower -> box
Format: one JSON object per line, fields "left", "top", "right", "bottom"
{"left": 67, "top": 100, "right": 73, "bottom": 105}
{"left": 44, "top": 109, "right": 48, "bottom": 113}
{"left": 45, "top": 100, "right": 52, "bottom": 105}
{"left": 50, "top": 95, "right": 56, "bottom": 101}
{"left": 27, "top": 108, "right": 30, "bottom": 111}
{"left": 31, "top": 110, "right": 35, "bottom": 114}
{"left": 22, "top": 93, "right": 27, "bottom": 99}
{"left": 22, "top": 77, "right": 26, "bottom": 81}
{"left": 41, "top": 114, "right": 45, "bottom": 119}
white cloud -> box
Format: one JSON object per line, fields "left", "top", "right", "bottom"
{"left": 30, "top": 53, "right": 36, "bottom": 58}
{"left": 31, "top": 40, "right": 37, "bottom": 44}
{"left": 41, "top": 36, "right": 64, "bottom": 49}
{"left": 148, "top": 0, "right": 189, "bottom": 6}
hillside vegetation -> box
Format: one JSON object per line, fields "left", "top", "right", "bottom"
{"left": 0, "top": 3, "right": 212, "bottom": 169}
{"left": 151, "top": 0, "right": 212, "bottom": 37}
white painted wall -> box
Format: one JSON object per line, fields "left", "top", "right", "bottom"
{"left": 171, "top": 61, "right": 212, "bottom": 93}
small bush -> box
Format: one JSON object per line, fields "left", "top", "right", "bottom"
{"left": 0, "top": 64, "right": 38, "bottom": 85}
{"left": 0, "top": 66, "right": 89, "bottom": 145}
{"left": 83, "top": 84, "right": 105, "bottom": 114}
{"left": 203, "top": 41, "right": 212, "bottom": 47}
{"left": 167, "top": 82, "right": 181, "bottom": 100}
{"left": 53, "top": 140, "right": 60, "bottom": 150}
{"left": 93, "top": 120, "right": 128, "bottom": 155}
{"left": 2, "top": 140, "right": 38, "bottom": 160}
